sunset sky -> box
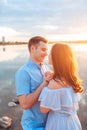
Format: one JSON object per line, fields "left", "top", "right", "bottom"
{"left": 0, "top": 0, "right": 87, "bottom": 42}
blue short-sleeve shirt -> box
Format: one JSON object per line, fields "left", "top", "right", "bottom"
{"left": 15, "top": 60, "right": 47, "bottom": 130}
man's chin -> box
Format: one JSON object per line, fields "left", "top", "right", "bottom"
{"left": 40, "top": 59, "right": 44, "bottom": 63}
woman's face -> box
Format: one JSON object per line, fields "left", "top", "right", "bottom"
{"left": 48, "top": 52, "right": 52, "bottom": 65}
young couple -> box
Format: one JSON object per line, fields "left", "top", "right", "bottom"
{"left": 15, "top": 36, "right": 83, "bottom": 130}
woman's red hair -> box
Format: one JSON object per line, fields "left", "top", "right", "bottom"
{"left": 51, "top": 43, "right": 83, "bottom": 93}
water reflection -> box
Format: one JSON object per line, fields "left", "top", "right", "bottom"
{"left": 0, "top": 44, "right": 87, "bottom": 129}
{"left": 81, "top": 92, "right": 87, "bottom": 105}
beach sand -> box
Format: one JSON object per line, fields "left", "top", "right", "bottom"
{"left": 0, "top": 45, "right": 87, "bottom": 130}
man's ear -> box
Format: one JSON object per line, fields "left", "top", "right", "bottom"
{"left": 30, "top": 45, "right": 35, "bottom": 52}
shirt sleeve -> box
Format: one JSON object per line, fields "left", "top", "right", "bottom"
{"left": 15, "top": 69, "right": 31, "bottom": 96}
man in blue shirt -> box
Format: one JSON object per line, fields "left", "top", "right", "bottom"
{"left": 15, "top": 36, "right": 51, "bottom": 130}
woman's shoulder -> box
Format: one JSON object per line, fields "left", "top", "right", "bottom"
{"left": 47, "top": 79, "right": 69, "bottom": 90}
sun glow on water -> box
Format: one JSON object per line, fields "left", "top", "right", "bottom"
{"left": 0, "top": 44, "right": 87, "bottom": 62}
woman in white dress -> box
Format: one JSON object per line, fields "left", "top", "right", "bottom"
{"left": 39, "top": 43, "right": 83, "bottom": 130}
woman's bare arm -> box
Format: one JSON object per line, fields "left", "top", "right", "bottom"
{"left": 40, "top": 106, "right": 50, "bottom": 113}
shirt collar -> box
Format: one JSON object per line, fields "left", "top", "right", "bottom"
{"left": 28, "top": 59, "right": 43, "bottom": 69}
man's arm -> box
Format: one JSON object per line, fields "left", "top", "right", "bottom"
{"left": 18, "top": 81, "right": 48, "bottom": 109}
{"left": 16, "top": 69, "right": 53, "bottom": 110}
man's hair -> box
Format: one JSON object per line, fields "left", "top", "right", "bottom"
{"left": 28, "top": 36, "right": 48, "bottom": 51}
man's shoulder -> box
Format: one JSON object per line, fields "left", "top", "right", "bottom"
{"left": 16, "top": 63, "right": 28, "bottom": 75}
{"left": 16, "top": 61, "right": 33, "bottom": 76}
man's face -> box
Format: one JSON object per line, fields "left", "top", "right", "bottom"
{"left": 31, "top": 41, "right": 48, "bottom": 63}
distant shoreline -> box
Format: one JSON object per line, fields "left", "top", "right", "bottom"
{"left": 0, "top": 40, "right": 87, "bottom": 46}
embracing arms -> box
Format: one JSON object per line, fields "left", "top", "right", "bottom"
{"left": 18, "top": 81, "right": 48, "bottom": 109}
{"left": 16, "top": 70, "right": 53, "bottom": 110}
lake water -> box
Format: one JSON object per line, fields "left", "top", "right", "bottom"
{"left": 0, "top": 43, "right": 87, "bottom": 62}
{"left": 0, "top": 43, "right": 87, "bottom": 129}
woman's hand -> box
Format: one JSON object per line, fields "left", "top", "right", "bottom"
{"left": 44, "top": 71, "right": 53, "bottom": 82}
{"left": 43, "top": 71, "right": 54, "bottom": 86}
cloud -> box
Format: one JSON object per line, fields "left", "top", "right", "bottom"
{"left": 36, "top": 25, "right": 59, "bottom": 30}
{"left": 0, "top": 0, "right": 87, "bottom": 41}
{"left": 0, "top": 0, "right": 7, "bottom": 3}
{"left": 0, "top": 26, "right": 18, "bottom": 36}
{"left": 0, "top": 26, "right": 32, "bottom": 41}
